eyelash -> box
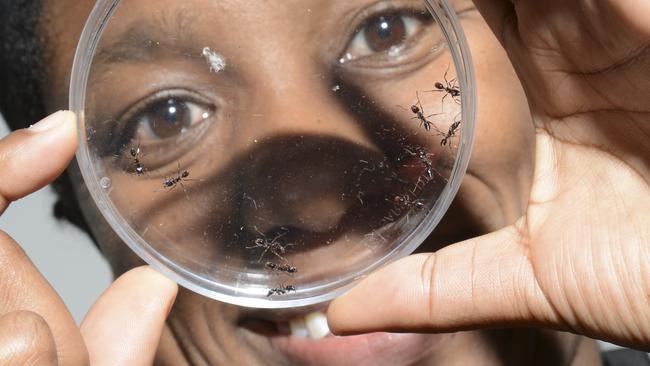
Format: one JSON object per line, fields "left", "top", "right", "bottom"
{"left": 99, "top": 89, "right": 215, "bottom": 172}
{"left": 114, "top": 90, "right": 211, "bottom": 134}
{"left": 340, "top": 5, "right": 433, "bottom": 64}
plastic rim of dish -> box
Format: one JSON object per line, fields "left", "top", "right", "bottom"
{"left": 69, "top": 0, "right": 476, "bottom": 309}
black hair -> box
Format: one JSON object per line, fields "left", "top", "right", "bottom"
{"left": 0, "top": 0, "right": 45, "bottom": 129}
{"left": 0, "top": 0, "right": 94, "bottom": 237}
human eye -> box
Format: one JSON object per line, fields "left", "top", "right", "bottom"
{"left": 105, "top": 90, "right": 216, "bottom": 171}
{"left": 128, "top": 94, "right": 213, "bottom": 141}
{"left": 338, "top": 5, "right": 439, "bottom": 69}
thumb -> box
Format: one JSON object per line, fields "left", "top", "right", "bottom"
{"left": 80, "top": 266, "right": 178, "bottom": 366}
{"left": 327, "top": 224, "right": 557, "bottom": 333}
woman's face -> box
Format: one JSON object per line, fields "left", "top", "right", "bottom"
{"left": 41, "top": 0, "right": 544, "bottom": 365}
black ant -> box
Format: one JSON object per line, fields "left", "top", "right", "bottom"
{"left": 162, "top": 169, "right": 191, "bottom": 190}
{"left": 441, "top": 118, "right": 462, "bottom": 146}
{"left": 404, "top": 147, "right": 435, "bottom": 180}
{"left": 129, "top": 146, "right": 145, "bottom": 175}
{"left": 157, "top": 162, "right": 201, "bottom": 199}
{"left": 390, "top": 194, "right": 412, "bottom": 207}
{"left": 390, "top": 194, "right": 424, "bottom": 210}
{"left": 398, "top": 92, "right": 438, "bottom": 132}
{"left": 246, "top": 227, "right": 293, "bottom": 262}
{"left": 267, "top": 284, "right": 297, "bottom": 297}
{"left": 265, "top": 261, "right": 298, "bottom": 275}
{"left": 426, "top": 65, "right": 461, "bottom": 109}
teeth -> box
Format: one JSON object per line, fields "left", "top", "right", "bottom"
{"left": 288, "top": 311, "right": 331, "bottom": 339}
{"left": 289, "top": 317, "right": 309, "bottom": 338}
{"left": 305, "top": 311, "right": 330, "bottom": 340}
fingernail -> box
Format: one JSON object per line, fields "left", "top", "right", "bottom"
{"left": 28, "top": 110, "right": 72, "bottom": 132}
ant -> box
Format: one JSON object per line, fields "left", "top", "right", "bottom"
{"left": 265, "top": 261, "right": 298, "bottom": 275}
{"left": 391, "top": 194, "right": 424, "bottom": 210}
{"left": 426, "top": 65, "right": 461, "bottom": 109}
{"left": 404, "top": 147, "right": 435, "bottom": 180}
{"left": 267, "top": 284, "right": 297, "bottom": 297}
{"left": 162, "top": 168, "right": 191, "bottom": 190}
{"left": 390, "top": 194, "right": 413, "bottom": 207}
{"left": 398, "top": 92, "right": 438, "bottom": 132}
{"left": 246, "top": 227, "right": 293, "bottom": 262}
{"left": 129, "top": 146, "right": 145, "bottom": 175}
{"left": 441, "top": 118, "right": 462, "bottom": 146}
{"left": 157, "top": 162, "right": 202, "bottom": 201}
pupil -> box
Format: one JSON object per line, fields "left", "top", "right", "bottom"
{"left": 165, "top": 100, "right": 178, "bottom": 123}
{"left": 364, "top": 14, "right": 407, "bottom": 53}
{"left": 150, "top": 98, "right": 190, "bottom": 139}
{"left": 378, "top": 17, "right": 391, "bottom": 39}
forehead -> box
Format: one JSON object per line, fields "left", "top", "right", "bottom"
{"left": 40, "top": 0, "right": 409, "bottom": 109}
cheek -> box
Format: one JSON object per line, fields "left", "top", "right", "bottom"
{"left": 464, "top": 13, "right": 535, "bottom": 183}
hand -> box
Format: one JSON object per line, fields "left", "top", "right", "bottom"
{"left": 328, "top": 0, "right": 650, "bottom": 351}
{"left": 0, "top": 111, "right": 178, "bottom": 365}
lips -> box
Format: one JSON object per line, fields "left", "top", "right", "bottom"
{"left": 239, "top": 310, "right": 444, "bottom": 366}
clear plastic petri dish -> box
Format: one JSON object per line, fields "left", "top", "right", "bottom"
{"left": 69, "top": 0, "right": 476, "bottom": 308}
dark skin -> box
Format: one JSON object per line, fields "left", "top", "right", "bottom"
{"left": 0, "top": 0, "right": 647, "bottom": 365}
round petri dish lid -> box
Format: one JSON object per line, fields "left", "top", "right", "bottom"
{"left": 70, "top": 0, "right": 476, "bottom": 308}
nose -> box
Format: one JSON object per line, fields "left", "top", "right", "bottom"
{"left": 233, "top": 59, "right": 383, "bottom": 237}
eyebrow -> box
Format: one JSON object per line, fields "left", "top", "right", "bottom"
{"left": 92, "top": 9, "right": 203, "bottom": 68}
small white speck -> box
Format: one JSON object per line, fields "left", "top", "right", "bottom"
{"left": 338, "top": 52, "right": 353, "bottom": 65}
{"left": 332, "top": 84, "right": 341, "bottom": 92}
{"left": 388, "top": 45, "right": 401, "bottom": 57}
{"left": 254, "top": 139, "right": 258, "bottom": 143}
{"left": 99, "top": 177, "right": 112, "bottom": 189}
{"left": 202, "top": 47, "right": 227, "bottom": 73}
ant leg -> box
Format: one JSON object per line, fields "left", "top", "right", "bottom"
{"left": 429, "top": 122, "right": 445, "bottom": 137}
{"left": 179, "top": 182, "right": 192, "bottom": 202}
{"left": 425, "top": 112, "right": 442, "bottom": 132}
{"left": 402, "top": 147, "right": 416, "bottom": 156}
{"left": 453, "top": 112, "right": 462, "bottom": 125}
{"left": 271, "top": 250, "right": 287, "bottom": 263}
{"left": 257, "top": 247, "right": 270, "bottom": 263}
{"left": 411, "top": 176, "right": 425, "bottom": 194}
{"left": 437, "top": 93, "right": 449, "bottom": 114}
{"left": 415, "top": 91, "right": 424, "bottom": 110}
{"left": 254, "top": 227, "right": 268, "bottom": 241}
{"left": 272, "top": 231, "right": 288, "bottom": 243}
{"left": 443, "top": 64, "right": 451, "bottom": 84}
